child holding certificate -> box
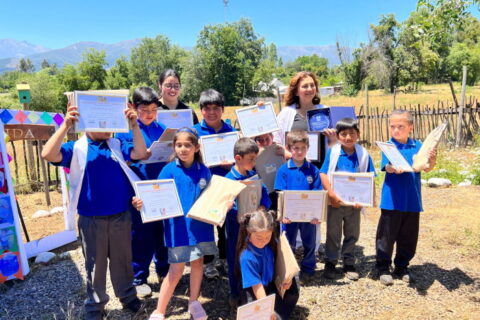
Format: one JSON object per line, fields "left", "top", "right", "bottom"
{"left": 193, "top": 89, "right": 236, "bottom": 279}
{"left": 115, "top": 87, "right": 169, "bottom": 297}
{"left": 376, "top": 110, "right": 436, "bottom": 285}
{"left": 237, "top": 209, "right": 299, "bottom": 320}
{"left": 42, "top": 105, "right": 147, "bottom": 320}
{"left": 319, "top": 118, "right": 376, "bottom": 281}
{"left": 224, "top": 138, "right": 271, "bottom": 310}
{"left": 133, "top": 128, "right": 215, "bottom": 320}
{"left": 274, "top": 130, "right": 322, "bottom": 282}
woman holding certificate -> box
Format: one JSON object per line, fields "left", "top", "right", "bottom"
{"left": 115, "top": 87, "right": 169, "bottom": 298}
{"left": 158, "top": 69, "right": 199, "bottom": 125}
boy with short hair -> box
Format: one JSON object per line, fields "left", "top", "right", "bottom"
{"left": 376, "top": 110, "right": 436, "bottom": 285}
{"left": 320, "top": 118, "right": 376, "bottom": 281}
{"left": 274, "top": 130, "right": 322, "bottom": 281}
{"left": 42, "top": 105, "right": 147, "bottom": 320}
{"left": 224, "top": 137, "right": 271, "bottom": 309}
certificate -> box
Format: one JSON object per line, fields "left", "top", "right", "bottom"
{"left": 157, "top": 109, "right": 194, "bottom": 129}
{"left": 200, "top": 132, "right": 239, "bottom": 167}
{"left": 235, "top": 103, "right": 279, "bottom": 137}
{"left": 376, "top": 141, "right": 414, "bottom": 172}
{"left": 331, "top": 172, "right": 375, "bottom": 207}
{"left": 141, "top": 141, "right": 173, "bottom": 164}
{"left": 74, "top": 91, "right": 129, "bottom": 133}
{"left": 236, "top": 294, "right": 275, "bottom": 320}
{"left": 307, "top": 132, "right": 320, "bottom": 161}
{"left": 133, "top": 179, "right": 183, "bottom": 223}
{"left": 412, "top": 121, "right": 447, "bottom": 171}
{"left": 282, "top": 190, "right": 327, "bottom": 222}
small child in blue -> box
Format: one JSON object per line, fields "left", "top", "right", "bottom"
{"left": 237, "top": 209, "right": 299, "bottom": 320}
{"left": 320, "top": 118, "right": 376, "bottom": 281}
{"left": 274, "top": 130, "right": 322, "bottom": 281}
{"left": 225, "top": 137, "right": 271, "bottom": 308}
{"left": 133, "top": 128, "right": 214, "bottom": 320}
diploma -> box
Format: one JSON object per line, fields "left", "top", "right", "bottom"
{"left": 74, "top": 91, "right": 129, "bottom": 133}
{"left": 376, "top": 141, "right": 414, "bottom": 172}
{"left": 235, "top": 103, "right": 280, "bottom": 137}
{"left": 331, "top": 172, "right": 375, "bottom": 207}
{"left": 282, "top": 190, "right": 327, "bottom": 222}
{"left": 141, "top": 141, "right": 173, "bottom": 164}
{"left": 157, "top": 109, "right": 194, "bottom": 129}
{"left": 133, "top": 179, "right": 183, "bottom": 223}
{"left": 200, "top": 132, "right": 239, "bottom": 167}
{"left": 306, "top": 132, "right": 320, "bottom": 161}
{"left": 236, "top": 294, "right": 275, "bottom": 320}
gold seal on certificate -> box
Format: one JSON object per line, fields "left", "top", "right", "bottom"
{"left": 235, "top": 103, "right": 280, "bottom": 137}
{"left": 376, "top": 141, "right": 414, "bottom": 172}
{"left": 331, "top": 172, "right": 375, "bottom": 207}
{"left": 74, "top": 91, "right": 129, "bottom": 133}
{"left": 236, "top": 294, "right": 275, "bottom": 320}
{"left": 133, "top": 179, "right": 184, "bottom": 223}
{"left": 200, "top": 132, "right": 240, "bottom": 167}
{"left": 278, "top": 190, "right": 328, "bottom": 222}
{"left": 157, "top": 109, "right": 194, "bottom": 129}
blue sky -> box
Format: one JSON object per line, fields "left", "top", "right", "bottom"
{"left": 1, "top": 0, "right": 478, "bottom": 49}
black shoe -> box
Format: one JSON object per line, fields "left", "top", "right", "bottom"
{"left": 323, "top": 262, "right": 338, "bottom": 280}
{"left": 299, "top": 271, "right": 315, "bottom": 284}
{"left": 123, "top": 298, "right": 144, "bottom": 313}
{"left": 85, "top": 310, "right": 104, "bottom": 320}
{"left": 343, "top": 264, "right": 359, "bottom": 281}
{"left": 394, "top": 267, "right": 415, "bottom": 283}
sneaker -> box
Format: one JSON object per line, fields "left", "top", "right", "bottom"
{"left": 299, "top": 272, "right": 315, "bottom": 284}
{"left": 148, "top": 313, "right": 165, "bottom": 320}
{"left": 188, "top": 300, "right": 207, "bottom": 320}
{"left": 215, "top": 258, "right": 227, "bottom": 274}
{"left": 378, "top": 270, "right": 394, "bottom": 286}
{"left": 323, "top": 262, "right": 338, "bottom": 280}
{"left": 123, "top": 298, "right": 145, "bottom": 313}
{"left": 343, "top": 264, "right": 359, "bottom": 281}
{"left": 204, "top": 262, "right": 220, "bottom": 279}
{"left": 394, "top": 267, "right": 415, "bottom": 283}
{"left": 135, "top": 283, "right": 152, "bottom": 297}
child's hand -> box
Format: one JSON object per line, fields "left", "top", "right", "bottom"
{"left": 385, "top": 164, "right": 404, "bottom": 174}
{"left": 144, "top": 149, "right": 152, "bottom": 160}
{"left": 310, "top": 218, "right": 320, "bottom": 225}
{"left": 353, "top": 203, "right": 363, "bottom": 209}
{"left": 329, "top": 192, "right": 343, "bottom": 208}
{"left": 322, "top": 128, "right": 337, "bottom": 145}
{"left": 283, "top": 148, "right": 292, "bottom": 160}
{"left": 426, "top": 148, "right": 437, "bottom": 171}
{"left": 270, "top": 314, "right": 277, "bottom": 320}
{"left": 282, "top": 217, "right": 292, "bottom": 224}
{"left": 226, "top": 200, "right": 235, "bottom": 212}
{"left": 132, "top": 197, "right": 143, "bottom": 210}
{"left": 282, "top": 280, "right": 292, "bottom": 290}
{"left": 275, "top": 144, "right": 285, "bottom": 156}
{"left": 256, "top": 101, "right": 265, "bottom": 106}
{"left": 124, "top": 106, "right": 138, "bottom": 128}
{"left": 63, "top": 105, "right": 79, "bottom": 129}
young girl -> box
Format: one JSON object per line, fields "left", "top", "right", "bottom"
{"left": 133, "top": 128, "right": 215, "bottom": 320}
{"left": 236, "top": 209, "right": 299, "bottom": 320}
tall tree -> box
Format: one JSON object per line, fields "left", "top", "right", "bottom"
{"left": 105, "top": 56, "right": 132, "bottom": 89}
{"left": 78, "top": 49, "right": 108, "bottom": 90}
{"left": 17, "top": 58, "right": 35, "bottom": 73}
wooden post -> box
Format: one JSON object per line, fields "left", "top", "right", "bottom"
{"left": 23, "top": 103, "right": 37, "bottom": 181}
{"left": 364, "top": 84, "right": 370, "bottom": 146}
{"left": 448, "top": 78, "right": 459, "bottom": 109}
{"left": 456, "top": 66, "right": 467, "bottom": 147}
{"left": 276, "top": 87, "right": 282, "bottom": 112}
{"left": 392, "top": 86, "right": 396, "bottom": 110}
{"left": 37, "top": 140, "right": 51, "bottom": 206}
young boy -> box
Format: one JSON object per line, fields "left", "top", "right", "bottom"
{"left": 376, "top": 109, "right": 436, "bottom": 285}
{"left": 320, "top": 118, "right": 376, "bottom": 281}
{"left": 225, "top": 137, "right": 271, "bottom": 309}
{"left": 193, "top": 89, "right": 236, "bottom": 278}
{"left": 274, "top": 130, "right": 322, "bottom": 281}
{"left": 42, "top": 105, "right": 147, "bottom": 320}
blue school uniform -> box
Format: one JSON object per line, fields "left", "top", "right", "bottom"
{"left": 225, "top": 167, "right": 271, "bottom": 296}
{"left": 115, "top": 120, "right": 170, "bottom": 283}
{"left": 54, "top": 138, "right": 134, "bottom": 216}
{"left": 239, "top": 242, "right": 274, "bottom": 288}
{"left": 320, "top": 147, "right": 376, "bottom": 174}
{"left": 274, "top": 159, "right": 321, "bottom": 274}
{"left": 159, "top": 159, "right": 214, "bottom": 247}
{"left": 380, "top": 138, "right": 423, "bottom": 212}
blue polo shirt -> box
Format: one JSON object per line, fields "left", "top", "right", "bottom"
{"left": 320, "top": 146, "right": 376, "bottom": 175}
{"left": 193, "top": 120, "right": 236, "bottom": 177}
{"left": 115, "top": 120, "right": 167, "bottom": 180}
{"left": 159, "top": 159, "right": 214, "bottom": 247}
{"left": 240, "top": 242, "right": 274, "bottom": 288}
{"left": 274, "top": 159, "right": 322, "bottom": 191}
{"left": 225, "top": 167, "right": 271, "bottom": 221}
{"left": 53, "top": 138, "right": 134, "bottom": 216}
{"left": 380, "top": 138, "right": 423, "bottom": 212}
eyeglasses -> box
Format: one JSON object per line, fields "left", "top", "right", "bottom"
{"left": 163, "top": 83, "right": 181, "bottom": 90}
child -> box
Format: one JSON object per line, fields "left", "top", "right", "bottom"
{"left": 115, "top": 87, "right": 169, "bottom": 297}
{"left": 274, "top": 130, "right": 322, "bottom": 281}
{"left": 237, "top": 209, "right": 299, "bottom": 320}
{"left": 320, "top": 118, "right": 376, "bottom": 281}
{"left": 376, "top": 110, "right": 436, "bottom": 285}
{"left": 134, "top": 128, "right": 215, "bottom": 320}
{"left": 193, "top": 89, "right": 236, "bottom": 278}
{"left": 225, "top": 138, "right": 271, "bottom": 308}
{"left": 42, "top": 105, "right": 147, "bottom": 320}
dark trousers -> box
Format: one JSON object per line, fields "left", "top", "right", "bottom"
{"left": 325, "top": 206, "right": 361, "bottom": 266}
{"left": 240, "top": 279, "right": 299, "bottom": 320}
{"left": 285, "top": 222, "right": 316, "bottom": 274}
{"left": 375, "top": 209, "right": 420, "bottom": 271}
{"left": 269, "top": 192, "right": 278, "bottom": 212}
{"left": 78, "top": 211, "right": 137, "bottom": 313}
{"left": 131, "top": 208, "right": 169, "bottom": 285}
{"left": 205, "top": 224, "right": 227, "bottom": 264}
{"left": 226, "top": 216, "right": 240, "bottom": 296}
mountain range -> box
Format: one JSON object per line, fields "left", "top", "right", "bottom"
{"left": 0, "top": 39, "right": 340, "bottom": 73}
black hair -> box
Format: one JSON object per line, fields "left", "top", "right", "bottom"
{"left": 335, "top": 117, "right": 360, "bottom": 134}
{"left": 199, "top": 89, "right": 225, "bottom": 109}
{"left": 170, "top": 127, "right": 203, "bottom": 164}
{"left": 158, "top": 69, "right": 181, "bottom": 85}
{"left": 234, "top": 137, "right": 259, "bottom": 157}
{"left": 132, "top": 86, "right": 160, "bottom": 109}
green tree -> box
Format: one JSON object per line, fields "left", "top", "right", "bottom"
{"left": 41, "top": 59, "right": 50, "bottom": 69}
{"left": 78, "top": 49, "right": 108, "bottom": 90}
{"left": 285, "top": 54, "right": 329, "bottom": 80}
{"left": 17, "top": 58, "right": 35, "bottom": 73}
{"left": 57, "top": 64, "right": 88, "bottom": 92}
{"left": 446, "top": 42, "right": 480, "bottom": 85}
{"left": 28, "top": 70, "right": 65, "bottom": 112}
{"left": 105, "top": 56, "right": 132, "bottom": 89}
